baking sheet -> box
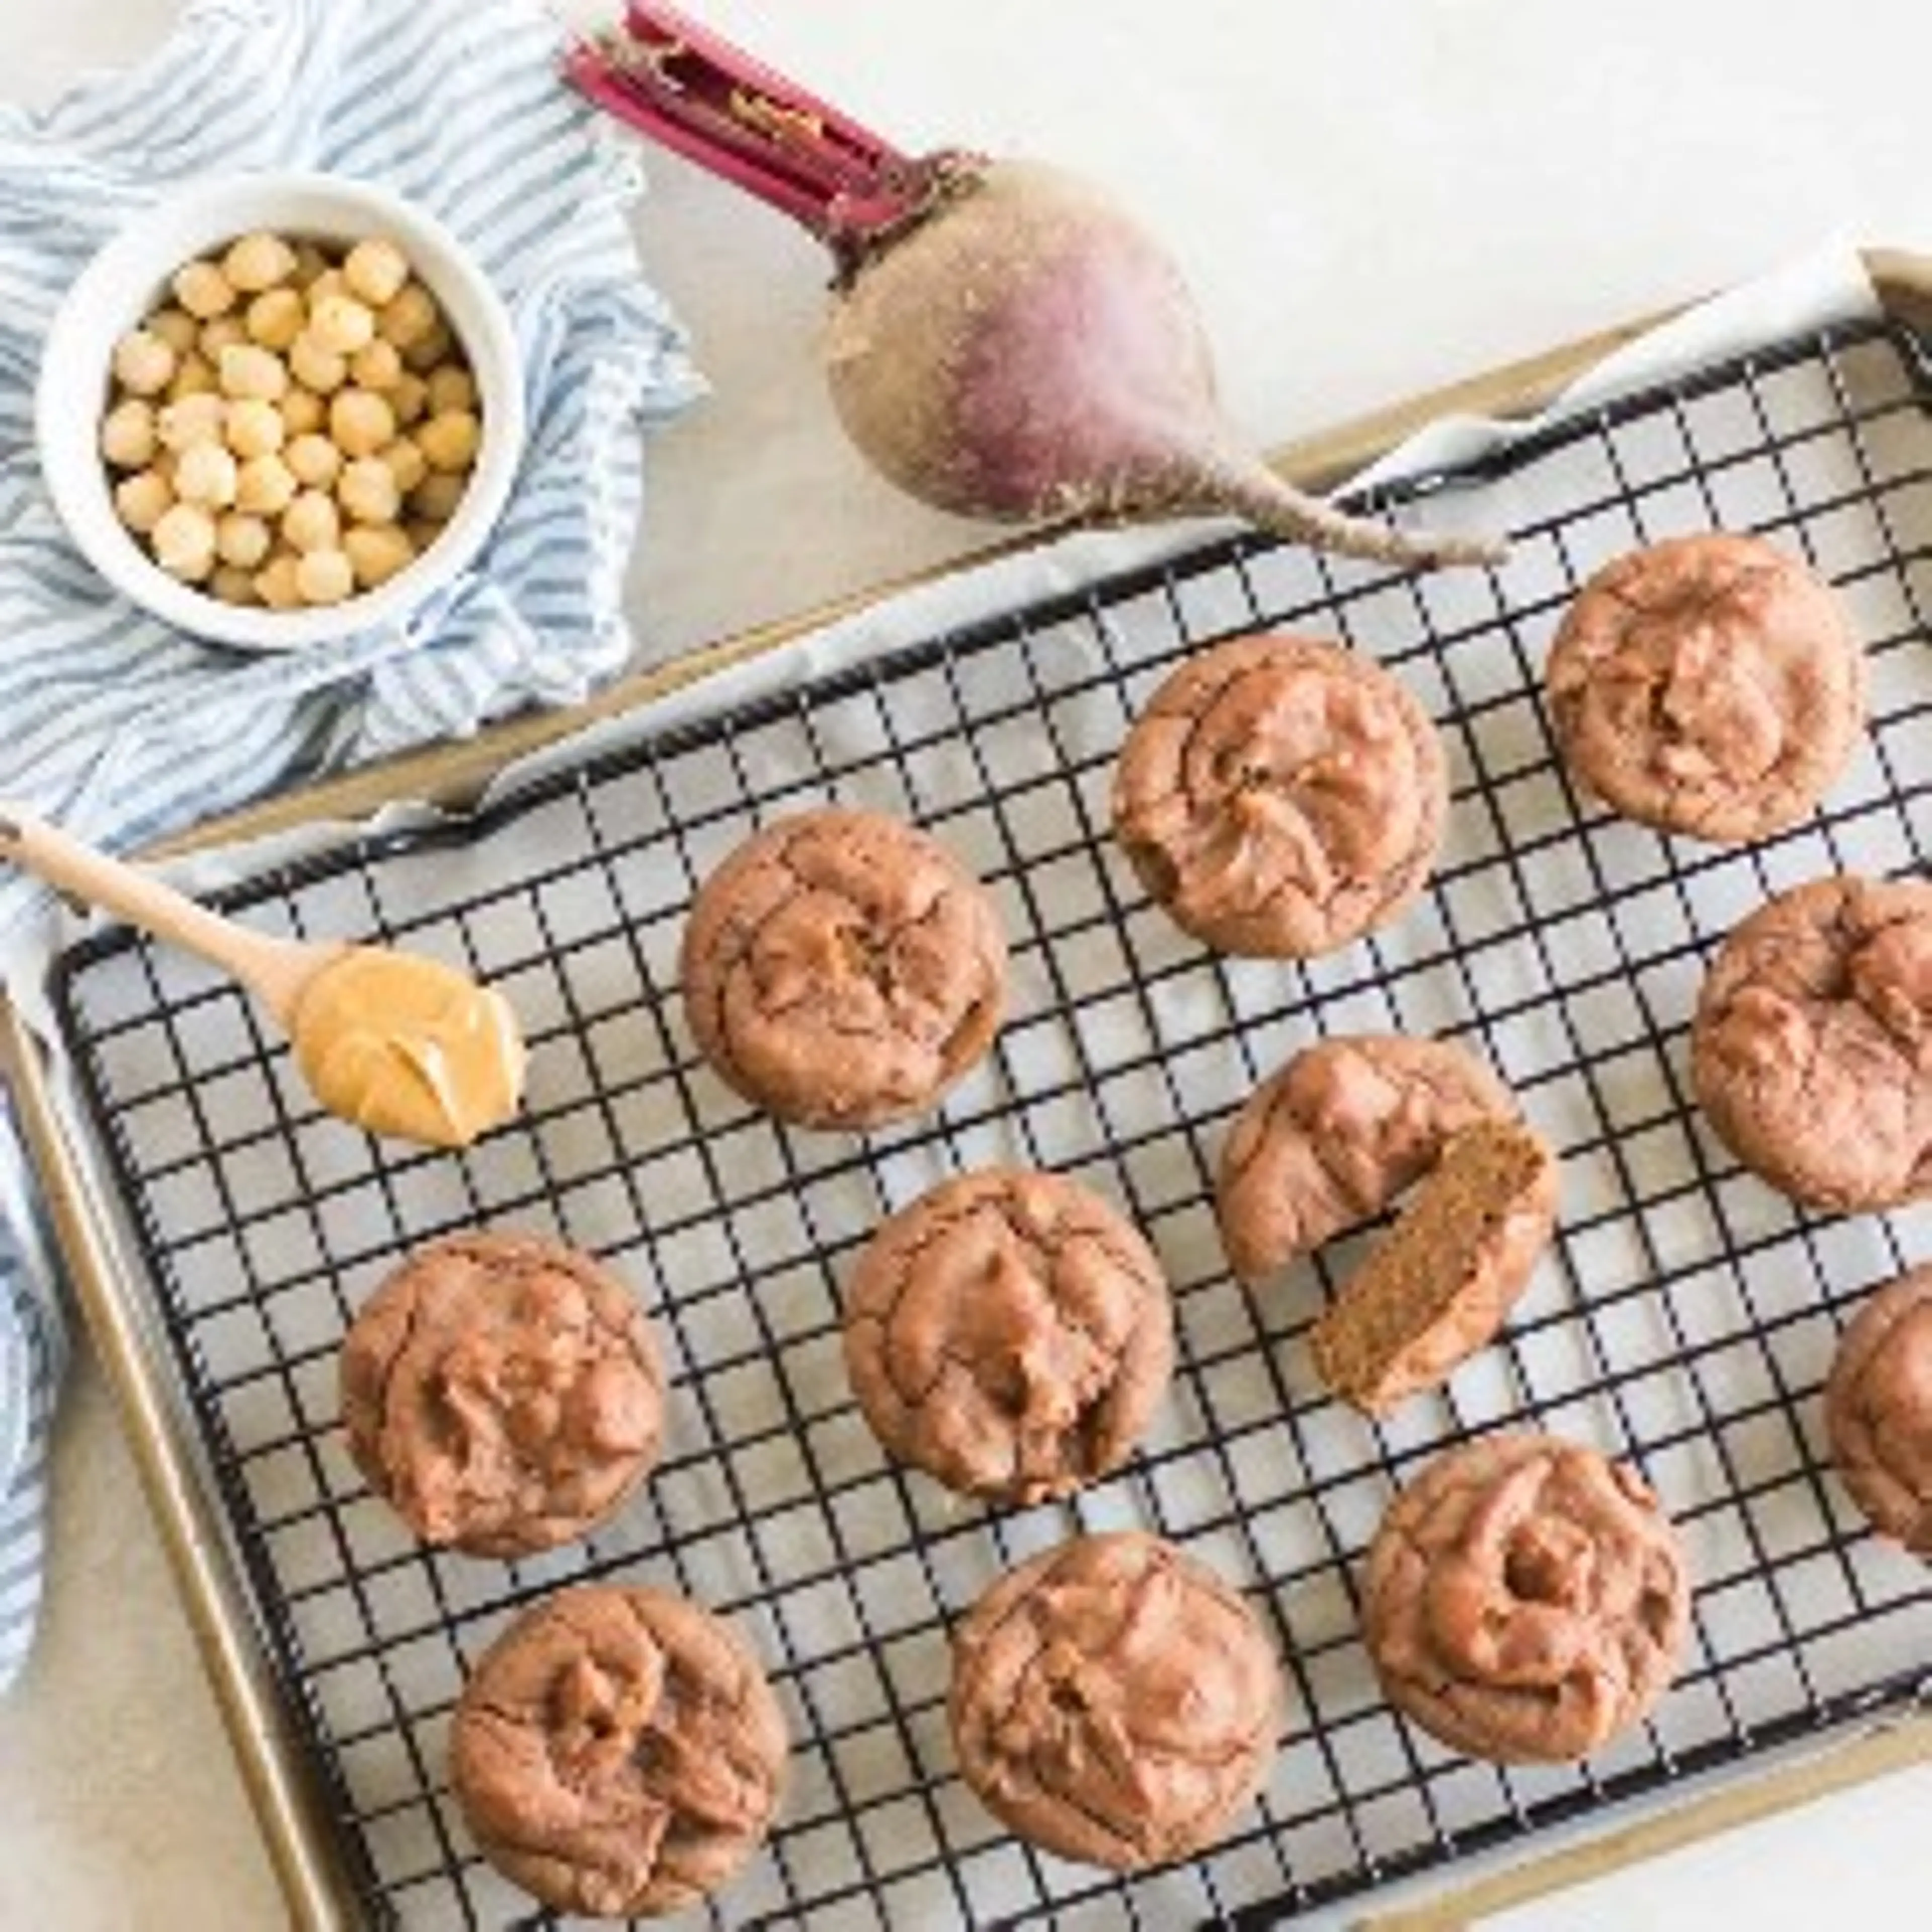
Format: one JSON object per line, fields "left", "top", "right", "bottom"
{"left": 30, "top": 259, "right": 1932, "bottom": 1929}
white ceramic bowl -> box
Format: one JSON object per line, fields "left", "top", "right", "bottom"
{"left": 36, "top": 172, "right": 525, "bottom": 652}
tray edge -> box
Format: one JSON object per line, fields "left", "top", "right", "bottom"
{"left": 0, "top": 998, "right": 361, "bottom": 1932}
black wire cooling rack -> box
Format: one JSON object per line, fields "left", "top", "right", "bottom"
{"left": 50, "top": 315, "right": 1932, "bottom": 1931}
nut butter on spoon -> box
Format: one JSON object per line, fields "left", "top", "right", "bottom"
{"left": 1, "top": 805, "right": 525, "bottom": 1149}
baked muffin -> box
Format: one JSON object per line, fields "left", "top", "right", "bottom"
{"left": 450, "top": 1584, "right": 787, "bottom": 1918}
{"left": 1362, "top": 1433, "right": 1691, "bottom": 1763}
{"left": 1825, "top": 1265, "right": 1931, "bottom": 1555}
{"left": 949, "top": 1532, "right": 1283, "bottom": 1869}
{"left": 339, "top": 1231, "right": 663, "bottom": 1557}
{"left": 679, "top": 806, "right": 1007, "bottom": 1130}
{"left": 1112, "top": 633, "right": 1447, "bottom": 958}
{"left": 1692, "top": 873, "right": 1932, "bottom": 1212}
{"left": 1546, "top": 532, "right": 1865, "bottom": 841}
{"left": 843, "top": 1168, "right": 1174, "bottom": 1505}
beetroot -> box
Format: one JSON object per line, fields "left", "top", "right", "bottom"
{"left": 569, "top": 6, "right": 1499, "bottom": 570}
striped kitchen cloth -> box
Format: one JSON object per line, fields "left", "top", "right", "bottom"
{"left": 0, "top": 0, "right": 703, "bottom": 1691}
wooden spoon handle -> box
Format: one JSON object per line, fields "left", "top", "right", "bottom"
{"left": 0, "top": 803, "right": 321, "bottom": 1022}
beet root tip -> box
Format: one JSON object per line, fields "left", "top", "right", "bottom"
{"left": 1208, "top": 458, "right": 1509, "bottom": 571}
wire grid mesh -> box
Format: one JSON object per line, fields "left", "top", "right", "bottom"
{"left": 50, "top": 316, "right": 1932, "bottom": 1931}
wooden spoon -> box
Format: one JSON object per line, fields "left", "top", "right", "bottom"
{"left": 1, "top": 804, "right": 526, "bottom": 1150}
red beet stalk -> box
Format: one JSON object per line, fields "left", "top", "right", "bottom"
{"left": 568, "top": 5, "right": 1501, "bottom": 569}
{"left": 565, "top": 5, "right": 962, "bottom": 279}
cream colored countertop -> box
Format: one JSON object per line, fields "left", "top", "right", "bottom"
{"left": 3, "top": 3, "right": 1929, "bottom": 1927}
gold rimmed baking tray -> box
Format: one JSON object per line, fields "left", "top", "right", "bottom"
{"left": 8, "top": 250, "right": 1931, "bottom": 1930}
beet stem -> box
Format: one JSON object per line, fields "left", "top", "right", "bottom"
{"left": 569, "top": 5, "right": 976, "bottom": 275}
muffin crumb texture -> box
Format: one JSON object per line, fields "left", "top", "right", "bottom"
{"left": 1312, "top": 1117, "right": 1560, "bottom": 1416}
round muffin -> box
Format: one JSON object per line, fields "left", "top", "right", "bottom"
{"left": 450, "top": 1584, "right": 787, "bottom": 1919}
{"left": 843, "top": 1169, "right": 1174, "bottom": 1505}
{"left": 1825, "top": 1265, "right": 1932, "bottom": 1555}
{"left": 949, "top": 1532, "right": 1283, "bottom": 1870}
{"left": 1111, "top": 633, "right": 1447, "bottom": 958}
{"left": 679, "top": 807, "right": 1007, "bottom": 1130}
{"left": 1216, "top": 1033, "right": 1516, "bottom": 1284}
{"left": 1546, "top": 532, "right": 1865, "bottom": 841}
{"left": 1691, "top": 873, "right": 1932, "bottom": 1212}
{"left": 1362, "top": 1433, "right": 1692, "bottom": 1764}
{"left": 339, "top": 1231, "right": 663, "bottom": 1557}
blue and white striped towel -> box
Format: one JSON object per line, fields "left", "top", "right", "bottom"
{"left": 0, "top": 0, "right": 702, "bottom": 1691}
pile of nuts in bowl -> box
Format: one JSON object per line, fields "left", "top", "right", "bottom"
{"left": 100, "top": 230, "right": 482, "bottom": 609}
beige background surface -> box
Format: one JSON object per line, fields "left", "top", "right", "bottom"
{"left": 2, "top": 2, "right": 1929, "bottom": 1927}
